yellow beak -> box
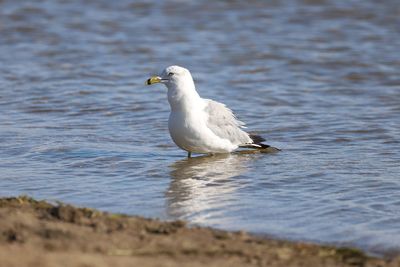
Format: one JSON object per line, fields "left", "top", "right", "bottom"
{"left": 146, "top": 76, "right": 162, "bottom": 85}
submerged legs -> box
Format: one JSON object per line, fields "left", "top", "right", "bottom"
{"left": 187, "top": 152, "right": 192, "bottom": 158}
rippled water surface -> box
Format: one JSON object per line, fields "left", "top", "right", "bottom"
{"left": 1, "top": 0, "right": 400, "bottom": 255}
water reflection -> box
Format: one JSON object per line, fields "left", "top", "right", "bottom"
{"left": 166, "top": 153, "right": 256, "bottom": 224}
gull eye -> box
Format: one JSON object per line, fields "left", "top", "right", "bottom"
{"left": 168, "top": 72, "right": 174, "bottom": 76}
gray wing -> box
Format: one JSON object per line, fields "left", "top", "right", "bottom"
{"left": 204, "top": 99, "right": 253, "bottom": 145}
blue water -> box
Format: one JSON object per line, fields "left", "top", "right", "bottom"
{"left": 0, "top": 0, "right": 399, "bottom": 255}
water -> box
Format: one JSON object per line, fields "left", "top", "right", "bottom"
{"left": 1, "top": 0, "right": 399, "bottom": 256}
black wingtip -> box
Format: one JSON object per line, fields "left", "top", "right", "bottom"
{"left": 249, "top": 134, "right": 270, "bottom": 149}
{"left": 249, "top": 134, "right": 266, "bottom": 144}
{"left": 246, "top": 134, "right": 281, "bottom": 151}
{"left": 257, "top": 143, "right": 271, "bottom": 149}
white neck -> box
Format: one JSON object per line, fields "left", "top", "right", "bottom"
{"left": 166, "top": 78, "right": 202, "bottom": 112}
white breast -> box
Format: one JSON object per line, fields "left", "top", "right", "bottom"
{"left": 168, "top": 109, "right": 237, "bottom": 154}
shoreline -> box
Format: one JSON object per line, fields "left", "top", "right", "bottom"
{"left": 0, "top": 196, "right": 398, "bottom": 267}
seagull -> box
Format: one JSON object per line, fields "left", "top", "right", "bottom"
{"left": 146, "top": 65, "right": 273, "bottom": 158}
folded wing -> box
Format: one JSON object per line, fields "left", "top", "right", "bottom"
{"left": 204, "top": 99, "right": 253, "bottom": 146}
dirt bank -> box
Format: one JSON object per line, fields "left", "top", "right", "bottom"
{"left": 0, "top": 196, "right": 398, "bottom": 267}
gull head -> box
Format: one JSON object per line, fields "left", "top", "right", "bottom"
{"left": 146, "top": 65, "right": 194, "bottom": 91}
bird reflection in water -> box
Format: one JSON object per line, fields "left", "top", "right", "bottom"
{"left": 166, "top": 152, "right": 261, "bottom": 225}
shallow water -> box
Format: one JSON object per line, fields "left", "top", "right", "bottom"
{"left": 1, "top": 0, "right": 400, "bottom": 255}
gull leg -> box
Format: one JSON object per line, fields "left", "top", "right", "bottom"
{"left": 187, "top": 152, "right": 192, "bottom": 158}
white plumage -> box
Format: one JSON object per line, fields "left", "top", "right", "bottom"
{"left": 147, "top": 65, "right": 268, "bottom": 156}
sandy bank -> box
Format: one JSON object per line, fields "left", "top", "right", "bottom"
{"left": 0, "top": 196, "right": 398, "bottom": 267}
